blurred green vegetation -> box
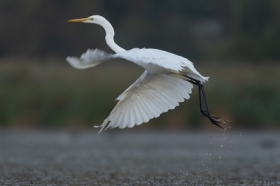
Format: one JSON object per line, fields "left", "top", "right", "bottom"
{"left": 0, "top": 59, "right": 279, "bottom": 129}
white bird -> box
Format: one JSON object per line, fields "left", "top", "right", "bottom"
{"left": 66, "top": 15, "right": 222, "bottom": 133}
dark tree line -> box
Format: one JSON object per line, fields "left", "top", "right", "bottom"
{"left": 0, "top": 0, "right": 279, "bottom": 61}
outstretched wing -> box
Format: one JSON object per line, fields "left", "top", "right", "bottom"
{"left": 67, "top": 48, "right": 208, "bottom": 82}
{"left": 96, "top": 70, "right": 193, "bottom": 133}
{"left": 66, "top": 48, "right": 113, "bottom": 69}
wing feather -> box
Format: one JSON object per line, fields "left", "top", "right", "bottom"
{"left": 66, "top": 48, "right": 113, "bottom": 69}
{"left": 144, "top": 90, "right": 167, "bottom": 113}
{"left": 120, "top": 109, "right": 128, "bottom": 129}
{"left": 163, "top": 79, "right": 190, "bottom": 100}
{"left": 137, "top": 93, "right": 154, "bottom": 119}
{"left": 112, "top": 110, "right": 124, "bottom": 128}
{"left": 145, "top": 82, "right": 176, "bottom": 110}
{"left": 133, "top": 101, "right": 142, "bottom": 125}
{"left": 96, "top": 70, "right": 194, "bottom": 132}
{"left": 128, "top": 106, "right": 136, "bottom": 128}
{"left": 154, "top": 77, "right": 183, "bottom": 102}
{"left": 159, "top": 82, "right": 184, "bottom": 102}
{"left": 141, "top": 92, "right": 160, "bottom": 118}
{"left": 134, "top": 99, "right": 148, "bottom": 125}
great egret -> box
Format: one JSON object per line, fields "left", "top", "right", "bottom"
{"left": 67, "top": 15, "right": 222, "bottom": 133}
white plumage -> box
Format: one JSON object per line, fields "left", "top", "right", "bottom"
{"left": 100, "top": 71, "right": 194, "bottom": 131}
{"left": 66, "top": 15, "right": 220, "bottom": 133}
{"left": 67, "top": 48, "right": 112, "bottom": 69}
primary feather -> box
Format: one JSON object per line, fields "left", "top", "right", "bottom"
{"left": 97, "top": 71, "right": 193, "bottom": 133}
{"left": 67, "top": 49, "right": 113, "bottom": 69}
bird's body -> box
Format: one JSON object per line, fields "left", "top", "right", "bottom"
{"left": 67, "top": 15, "right": 222, "bottom": 132}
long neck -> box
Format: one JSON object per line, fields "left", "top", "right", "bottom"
{"left": 100, "top": 19, "right": 126, "bottom": 53}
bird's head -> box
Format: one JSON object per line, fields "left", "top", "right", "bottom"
{"left": 68, "top": 15, "right": 106, "bottom": 25}
{"left": 68, "top": 15, "right": 116, "bottom": 41}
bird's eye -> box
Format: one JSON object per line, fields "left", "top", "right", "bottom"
{"left": 89, "top": 17, "right": 94, "bottom": 21}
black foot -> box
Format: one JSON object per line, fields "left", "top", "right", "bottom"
{"left": 185, "top": 75, "right": 223, "bottom": 129}
{"left": 200, "top": 110, "right": 223, "bottom": 128}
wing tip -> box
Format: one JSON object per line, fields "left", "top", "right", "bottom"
{"left": 94, "top": 119, "right": 110, "bottom": 134}
{"left": 66, "top": 57, "right": 85, "bottom": 69}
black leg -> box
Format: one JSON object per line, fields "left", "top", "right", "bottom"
{"left": 186, "top": 76, "right": 223, "bottom": 128}
{"left": 199, "top": 83, "right": 223, "bottom": 128}
{"left": 201, "top": 85, "right": 209, "bottom": 111}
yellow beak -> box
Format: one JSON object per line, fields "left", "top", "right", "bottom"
{"left": 68, "top": 18, "right": 89, "bottom": 23}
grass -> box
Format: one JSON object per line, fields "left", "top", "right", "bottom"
{"left": 0, "top": 58, "right": 279, "bottom": 129}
